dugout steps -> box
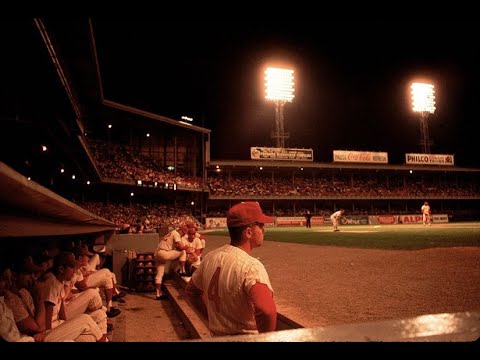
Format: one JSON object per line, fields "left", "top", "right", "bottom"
{"left": 163, "top": 280, "right": 211, "bottom": 340}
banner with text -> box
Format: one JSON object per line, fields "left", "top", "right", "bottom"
{"left": 398, "top": 214, "right": 449, "bottom": 224}
{"left": 369, "top": 215, "right": 399, "bottom": 225}
{"left": 333, "top": 150, "right": 388, "bottom": 164}
{"left": 275, "top": 216, "right": 324, "bottom": 226}
{"left": 251, "top": 147, "right": 314, "bottom": 161}
{"left": 340, "top": 216, "right": 370, "bottom": 225}
{"left": 205, "top": 218, "right": 274, "bottom": 228}
{"left": 405, "top": 153, "right": 455, "bottom": 166}
{"left": 205, "top": 218, "right": 227, "bottom": 228}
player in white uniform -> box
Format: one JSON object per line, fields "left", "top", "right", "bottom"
{"left": 180, "top": 228, "right": 204, "bottom": 275}
{"left": 185, "top": 201, "right": 277, "bottom": 336}
{"left": 421, "top": 201, "right": 431, "bottom": 226}
{"left": 330, "top": 209, "right": 345, "bottom": 231}
{"left": 186, "top": 222, "right": 206, "bottom": 255}
{"left": 154, "top": 225, "right": 187, "bottom": 300}
{"left": 35, "top": 252, "right": 108, "bottom": 338}
{"left": 5, "top": 260, "right": 105, "bottom": 342}
{"left": 1, "top": 265, "right": 35, "bottom": 342}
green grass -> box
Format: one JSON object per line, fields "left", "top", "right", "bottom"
{"left": 204, "top": 223, "right": 480, "bottom": 250}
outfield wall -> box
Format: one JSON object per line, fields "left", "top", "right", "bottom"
{"left": 205, "top": 214, "right": 449, "bottom": 228}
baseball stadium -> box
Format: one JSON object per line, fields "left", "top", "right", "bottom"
{"left": 1, "top": 19, "right": 479, "bottom": 343}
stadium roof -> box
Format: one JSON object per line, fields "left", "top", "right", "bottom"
{"left": 101, "top": 100, "right": 211, "bottom": 135}
{"left": 2, "top": 19, "right": 211, "bottom": 189}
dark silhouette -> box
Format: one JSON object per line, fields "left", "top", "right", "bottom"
{"left": 304, "top": 210, "right": 312, "bottom": 228}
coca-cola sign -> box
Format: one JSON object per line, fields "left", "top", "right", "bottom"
{"left": 333, "top": 150, "right": 388, "bottom": 164}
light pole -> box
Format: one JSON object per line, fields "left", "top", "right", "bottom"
{"left": 265, "top": 67, "right": 295, "bottom": 148}
{"left": 411, "top": 82, "right": 436, "bottom": 154}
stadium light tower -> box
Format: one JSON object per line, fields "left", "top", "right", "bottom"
{"left": 265, "top": 67, "right": 295, "bottom": 148}
{"left": 411, "top": 82, "right": 436, "bottom": 154}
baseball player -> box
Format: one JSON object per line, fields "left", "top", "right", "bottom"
{"left": 154, "top": 225, "right": 187, "bottom": 300}
{"left": 421, "top": 201, "right": 431, "bottom": 226}
{"left": 330, "top": 209, "right": 345, "bottom": 232}
{"left": 185, "top": 222, "right": 206, "bottom": 260}
{"left": 185, "top": 201, "right": 277, "bottom": 336}
{"left": 34, "top": 252, "right": 108, "bottom": 336}
{"left": 5, "top": 260, "right": 106, "bottom": 342}
{"left": 179, "top": 228, "right": 204, "bottom": 275}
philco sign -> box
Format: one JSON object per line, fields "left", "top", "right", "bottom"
{"left": 405, "top": 153, "right": 455, "bottom": 166}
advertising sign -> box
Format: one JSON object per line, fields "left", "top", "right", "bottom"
{"left": 333, "top": 150, "right": 388, "bottom": 164}
{"left": 251, "top": 147, "right": 313, "bottom": 161}
{"left": 405, "top": 153, "right": 454, "bottom": 166}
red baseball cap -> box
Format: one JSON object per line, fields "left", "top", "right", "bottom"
{"left": 227, "top": 202, "right": 274, "bottom": 228}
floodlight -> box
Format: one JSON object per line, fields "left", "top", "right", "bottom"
{"left": 411, "top": 82, "right": 436, "bottom": 153}
{"left": 265, "top": 67, "right": 295, "bottom": 148}
{"left": 411, "top": 83, "right": 436, "bottom": 114}
{"left": 265, "top": 67, "right": 295, "bottom": 102}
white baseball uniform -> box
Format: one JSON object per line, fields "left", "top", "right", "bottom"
{"left": 155, "top": 229, "right": 186, "bottom": 285}
{"left": 180, "top": 235, "right": 204, "bottom": 266}
{"left": 5, "top": 289, "right": 103, "bottom": 342}
{"left": 36, "top": 272, "right": 106, "bottom": 333}
{"left": 330, "top": 210, "right": 343, "bottom": 230}
{"left": 421, "top": 204, "right": 431, "bottom": 225}
{"left": 188, "top": 244, "right": 274, "bottom": 336}
{"left": 0, "top": 296, "right": 35, "bottom": 342}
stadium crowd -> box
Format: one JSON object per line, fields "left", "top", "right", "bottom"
{"left": 207, "top": 172, "right": 479, "bottom": 198}
{"left": 74, "top": 201, "right": 199, "bottom": 234}
{"left": 87, "top": 139, "right": 202, "bottom": 189}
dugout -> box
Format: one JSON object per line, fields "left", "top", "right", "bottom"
{"left": 0, "top": 162, "right": 116, "bottom": 264}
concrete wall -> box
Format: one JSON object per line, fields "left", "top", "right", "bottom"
{"left": 111, "top": 233, "right": 162, "bottom": 287}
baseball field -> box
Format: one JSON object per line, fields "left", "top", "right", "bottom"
{"left": 202, "top": 222, "right": 480, "bottom": 328}
{"left": 205, "top": 222, "right": 480, "bottom": 250}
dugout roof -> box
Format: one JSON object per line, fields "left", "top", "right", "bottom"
{"left": 0, "top": 162, "right": 116, "bottom": 237}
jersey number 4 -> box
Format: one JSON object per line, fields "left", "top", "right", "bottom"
{"left": 207, "top": 267, "right": 221, "bottom": 311}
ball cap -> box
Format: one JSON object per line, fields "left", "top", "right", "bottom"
{"left": 227, "top": 202, "right": 274, "bottom": 228}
